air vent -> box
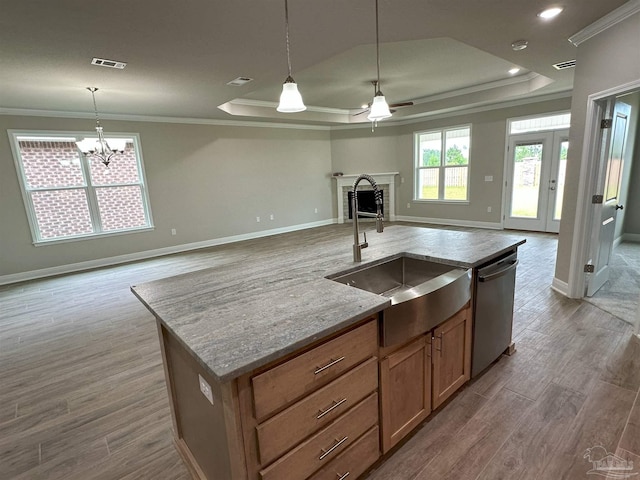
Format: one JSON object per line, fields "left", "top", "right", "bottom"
{"left": 91, "top": 58, "right": 127, "bottom": 69}
{"left": 227, "top": 77, "right": 253, "bottom": 86}
{"left": 553, "top": 59, "right": 576, "bottom": 70}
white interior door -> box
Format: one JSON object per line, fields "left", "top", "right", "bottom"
{"left": 504, "top": 130, "right": 568, "bottom": 232}
{"left": 586, "top": 100, "right": 631, "bottom": 297}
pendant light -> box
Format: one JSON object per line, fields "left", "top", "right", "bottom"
{"left": 76, "top": 88, "right": 126, "bottom": 167}
{"left": 368, "top": 0, "right": 392, "bottom": 123}
{"left": 276, "top": 0, "right": 306, "bottom": 113}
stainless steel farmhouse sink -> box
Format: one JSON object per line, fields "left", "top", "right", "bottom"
{"left": 327, "top": 255, "right": 471, "bottom": 346}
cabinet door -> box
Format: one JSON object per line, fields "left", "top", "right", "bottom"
{"left": 380, "top": 336, "right": 431, "bottom": 453}
{"left": 432, "top": 307, "right": 471, "bottom": 409}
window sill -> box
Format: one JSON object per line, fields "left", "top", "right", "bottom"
{"left": 33, "top": 226, "right": 155, "bottom": 246}
{"left": 411, "top": 199, "right": 470, "bottom": 205}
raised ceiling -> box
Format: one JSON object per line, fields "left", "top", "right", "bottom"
{"left": 0, "top": 0, "right": 631, "bottom": 126}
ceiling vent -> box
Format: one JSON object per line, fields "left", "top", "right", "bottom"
{"left": 227, "top": 77, "right": 253, "bottom": 86}
{"left": 553, "top": 59, "right": 576, "bottom": 70}
{"left": 91, "top": 58, "right": 127, "bottom": 69}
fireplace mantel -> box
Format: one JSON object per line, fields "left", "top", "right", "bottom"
{"left": 332, "top": 172, "right": 399, "bottom": 224}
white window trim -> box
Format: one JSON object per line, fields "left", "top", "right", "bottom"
{"left": 413, "top": 124, "right": 472, "bottom": 203}
{"left": 507, "top": 110, "right": 571, "bottom": 135}
{"left": 8, "top": 129, "right": 154, "bottom": 245}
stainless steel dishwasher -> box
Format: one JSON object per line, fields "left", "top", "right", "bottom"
{"left": 471, "top": 251, "right": 518, "bottom": 377}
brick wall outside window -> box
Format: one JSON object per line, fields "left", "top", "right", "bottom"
{"left": 15, "top": 137, "right": 152, "bottom": 241}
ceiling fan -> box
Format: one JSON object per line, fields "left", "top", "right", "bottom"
{"left": 353, "top": 81, "right": 414, "bottom": 116}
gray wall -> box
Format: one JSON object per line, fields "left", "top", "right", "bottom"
{"left": 331, "top": 97, "right": 572, "bottom": 225}
{"left": 555, "top": 11, "right": 640, "bottom": 284}
{"left": 0, "top": 116, "right": 333, "bottom": 277}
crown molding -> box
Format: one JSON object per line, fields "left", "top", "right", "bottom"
{"left": 0, "top": 108, "right": 331, "bottom": 131}
{"left": 569, "top": 0, "right": 640, "bottom": 46}
{"left": 1, "top": 89, "right": 572, "bottom": 132}
{"left": 331, "top": 91, "right": 572, "bottom": 130}
{"left": 226, "top": 98, "right": 351, "bottom": 115}
{"left": 411, "top": 72, "right": 540, "bottom": 105}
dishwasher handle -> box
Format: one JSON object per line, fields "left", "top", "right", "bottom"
{"left": 478, "top": 259, "right": 519, "bottom": 282}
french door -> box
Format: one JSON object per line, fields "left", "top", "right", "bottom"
{"left": 504, "top": 129, "right": 569, "bottom": 233}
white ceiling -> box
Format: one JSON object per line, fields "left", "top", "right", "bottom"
{"left": 0, "top": 0, "right": 630, "bottom": 126}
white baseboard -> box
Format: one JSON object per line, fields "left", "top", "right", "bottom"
{"left": 0, "top": 218, "right": 337, "bottom": 286}
{"left": 551, "top": 277, "right": 570, "bottom": 297}
{"left": 621, "top": 233, "right": 640, "bottom": 243}
{"left": 395, "top": 215, "right": 503, "bottom": 230}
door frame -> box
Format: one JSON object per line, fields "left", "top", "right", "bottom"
{"left": 566, "top": 78, "right": 640, "bottom": 298}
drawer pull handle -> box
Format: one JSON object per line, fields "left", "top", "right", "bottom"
{"left": 316, "top": 398, "right": 347, "bottom": 419}
{"left": 337, "top": 473, "right": 350, "bottom": 480}
{"left": 314, "top": 356, "right": 345, "bottom": 375}
{"left": 319, "top": 436, "right": 348, "bottom": 460}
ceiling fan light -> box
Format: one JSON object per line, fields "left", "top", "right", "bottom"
{"left": 277, "top": 77, "right": 306, "bottom": 113}
{"left": 368, "top": 94, "right": 392, "bottom": 121}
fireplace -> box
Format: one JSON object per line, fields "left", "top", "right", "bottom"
{"left": 348, "top": 190, "right": 384, "bottom": 219}
{"left": 332, "top": 173, "right": 399, "bottom": 223}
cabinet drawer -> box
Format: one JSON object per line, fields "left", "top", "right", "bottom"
{"left": 308, "top": 426, "right": 380, "bottom": 480}
{"left": 257, "top": 357, "right": 378, "bottom": 465}
{"left": 259, "top": 393, "right": 379, "bottom": 480}
{"left": 252, "top": 320, "right": 378, "bottom": 421}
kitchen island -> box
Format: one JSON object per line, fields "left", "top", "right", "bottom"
{"left": 131, "top": 224, "right": 525, "bottom": 480}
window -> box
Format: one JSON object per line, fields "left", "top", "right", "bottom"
{"left": 10, "top": 131, "right": 153, "bottom": 244}
{"left": 509, "top": 112, "right": 570, "bottom": 134}
{"left": 415, "top": 126, "right": 470, "bottom": 201}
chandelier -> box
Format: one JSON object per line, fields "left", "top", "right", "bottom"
{"left": 76, "top": 87, "right": 126, "bottom": 167}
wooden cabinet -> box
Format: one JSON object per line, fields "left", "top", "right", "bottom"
{"left": 239, "top": 318, "right": 381, "bottom": 480}
{"left": 379, "top": 304, "right": 472, "bottom": 452}
{"left": 432, "top": 306, "right": 472, "bottom": 409}
{"left": 379, "top": 336, "right": 431, "bottom": 453}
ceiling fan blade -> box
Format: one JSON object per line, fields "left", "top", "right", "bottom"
{"left": 389, "top": 101, "right": 414, "bottom": 108}
{"left": 352, "top": 109, "right": 370, "bottom": 116}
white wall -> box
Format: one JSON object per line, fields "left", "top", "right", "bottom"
{"left": 0, "top": 116, "right": 333, "bottom": 278}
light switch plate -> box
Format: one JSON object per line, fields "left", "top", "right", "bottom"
{"left": 198, "top": 374, "right": 214, "bottom": 405}
{"left": 484, "top": 175, "right": 493, "bottom": 182}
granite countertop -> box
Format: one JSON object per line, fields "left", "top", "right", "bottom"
{"left": 131, "top": 224, "right": 525, "bottom": 383}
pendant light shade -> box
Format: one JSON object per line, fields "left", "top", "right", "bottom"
{"left": 368, "top": 0, "right": 391, "bottom": 124}
{"left": 277, "top": 76, "right": 306, "bottom": 112}
{"left": 277, "top": 0, "right": 306, "bottom": 113}
{"left": 368, "top": 93, "right": 392, "bottom": 121}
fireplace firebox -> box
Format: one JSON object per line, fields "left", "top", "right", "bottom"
{"left": 348, "top": 190, "right": 384, "bottom": 219}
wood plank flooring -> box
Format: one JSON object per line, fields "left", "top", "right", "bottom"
{"left": 1, "top": 223, "right": 639, "bottom": 479}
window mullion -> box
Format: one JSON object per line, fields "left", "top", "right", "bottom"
{"left": 439, "top": 135, "right": 446, "bottom": 200}
{"left": 80, "top": 154, "right": 103, "bottom": 233}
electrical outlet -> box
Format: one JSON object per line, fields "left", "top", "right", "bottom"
{"left": 401, "top": 177, "right": 405, "bottom": 184}
{"left": 487, "top": 206, "right": 492, "bottom": 213}
{"left": 256, "top": 216, "right": 260, "bottom": 222}
{"left": 314, "top": 208, "right": 318, "bottom": 214}
{"left": 270, "top": 214, "right": 274, "bottom": 220}
{"left": 171, "top": 228, "right": 176, "bottom": 236}
{"left": 198, "top": 374, "right": 214, "bottom": 405}
{"left": 407, "top": 203, "right": 411, "bottom": 209}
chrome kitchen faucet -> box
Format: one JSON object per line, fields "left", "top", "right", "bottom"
{"left": 352, "top": 174, "right": 384, "bottom": 262}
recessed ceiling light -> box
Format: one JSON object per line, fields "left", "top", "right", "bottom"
{"left": 511, "top": 40, "right": 529, "bottom": 51}
{"left": 538, "top": 7, "right": 563, "bottom": 19}
{"left": 509, "top": 68, "right": 521, "bottom": 75}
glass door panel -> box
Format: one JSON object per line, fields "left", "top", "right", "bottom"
{"left": 553, "top": 141, "right": 568, "bottom": 221}
{"left": 510, "top": 143, "right": 543, "bottom": 219}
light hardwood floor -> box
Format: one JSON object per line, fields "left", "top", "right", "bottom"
{"left": 1, "top": 224, "right": 639, "bottom": 480}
